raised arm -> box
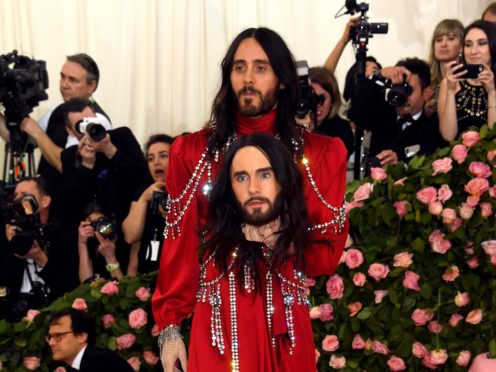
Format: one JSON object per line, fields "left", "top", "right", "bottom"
{"left": 438, "top": 62, "right": 464, "bottom": 141}
{"left": 323, "top": 17, "right": 359, "bottom": 73}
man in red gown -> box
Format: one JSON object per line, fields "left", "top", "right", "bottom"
{"left": 152, "top": 27, "right": 348, "bottom": 372}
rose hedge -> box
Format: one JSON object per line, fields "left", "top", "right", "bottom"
{"left": 311, "top": 126, "right": 496, "bottom": 371}
{"left": 0, "top": 126, "right": 495, "bottom": 371}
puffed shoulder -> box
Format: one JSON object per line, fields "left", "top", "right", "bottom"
{"left": 303, "top": 131, "right": 348, "bottom": 169}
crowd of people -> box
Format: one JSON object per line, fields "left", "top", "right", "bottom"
{"left": 0, "top": 2, "right": 495, "bottom": 371}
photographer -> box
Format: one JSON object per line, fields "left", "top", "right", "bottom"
{"left": 348, "top": 58, "right": 446, "bottom": 167}
{"left": 0, "top": 176, "right": 75, "bottom": 321}
{"left": 59, "top": 98, "right": 147, "bottom": 270}
{"left": 78, "top": 202, "right": 124, "bottom": 283}
{"left": 122, "top": 134, "right": 174, "bottom": 276}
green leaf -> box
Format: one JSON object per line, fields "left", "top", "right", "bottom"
{"left": 489, "top": 339, "right": 496, "bottom": 358}
{"left": 420, "top": 283, "right": 432, "bottom": 300}
{"left": 356, "top": 307, "right": 373, "bottom": 320}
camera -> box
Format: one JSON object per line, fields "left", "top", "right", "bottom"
{"left": 76, "top": 117, "right": 107, "bottom": 141}
{"left": 0, "top": 50, "right": 49, "bottom": 155}
{"left": 150, "top": 190, "right": 168, "bottom": 216}
{"left": 369, "top": 73, "right": 413, "bottom": 107}
{"left": 295, "top": 60, "right": 325, "bottom": 121}
{"left": 90, "top": 216, "right": 116, "bottom": 240}
{"left": 1, "top": 194, "right": 45, "bottom": 256}
{"left": 342, "top": 1, "right": 388, "bottom": 76}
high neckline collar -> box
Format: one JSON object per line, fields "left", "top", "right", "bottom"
{"left": 235, "top": 110, "right": 277, "bottom": 136}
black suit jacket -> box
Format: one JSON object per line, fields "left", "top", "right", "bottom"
{"left": 79, "top": 346, "right": 134, "bottom": 372}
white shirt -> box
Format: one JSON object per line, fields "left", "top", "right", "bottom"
{"left": 38, "top": 103, "right": 112, "bottom": 148}
{"left": 71, "top": 345, "right": 88, "bottom": 370}
{"left": 20, "top": 259, "right": 47, "bottom": 293}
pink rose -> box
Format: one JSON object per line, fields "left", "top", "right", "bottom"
{"left": 374, "top": 290, "right": 388, "bottom": 304}
{"left": 326, "top": 274, "right": 344, "bottom": 300}
{"left": 403, "top": 271, "right": 421, "bottom": 291}
{"left": 465, "top": 177, "right": 490, "bottom": 197}
{"left": 129, "top": 308, "right": 148, "bottom": 329}
{"left": 329, "top": 355, "right": 346, "bottom": 369}
{"left": 347, "top": 302, "right": 362, "bottom": 317}
{"left": 315, "top": 348, "right": 321, "bottom": 363}
{"left": 393, "top": 200, "right": 410, "bottom": 216}
{"left": 411, "top": 308, "right": 434, "bottom": 326}
{"left": 480, "top": 202, "right": 493, "bottom": 217}
{"left": 71, "top": 298, "right": 88, "bottom": 311}
{"left": 368, "top": 263, "right": 390, "bottom": 281}
{"left": 441, "top": 208, "right": 457, "bottom": 225}
{"left": 456, "top": 350, "right": 471, "bottom": 367}
{"left": 345, "top": 201, "right": 364, "bottom": 213}
{"left": 461, "top": 130, "right": 480, "bottom": 147}
{"left": 143, "top": 351, "right": 159, "bottom": 365}
{"left": 448, "top": 218, "right": 463, "bottom": 232}
{"left": 24, "top": 309, "right": 40, "bottom": 322}
{"left": 352, "top": 272, "right": 366, "bottom": 287}
{"left": 431, "top": 157, "right": 452, "bottom": 176}
{"left": 305, "top": 277, "right": 316, "bottom": 287}
{"left": 467, "top": 256, "right": 480, "bottom": 269}
{"left": 437, "top": 184, "right": 453, "bottom": 202}
{"left": 449, "top": 313, "right": 464, "bottom": 327}
{"left": 488, "top": 149, "right": 496, "bottom": 165}
{"left": 430, "top": 349, "right": 448, "bottom": 365}
{"left": 352, "top": 334, "right": 366, "bottom": 350}
{"left": 100, "top": 280, "right": 119, "bottom": 295}
{"left": 428, "top": 230, "right": 452, "bottom": 254}
{"left": 466, "top": 309, "right": 483, "bottom": 324}
{"left": 322, "top": 334, "right": 339, "bottom": 352}
{"left": 309, "top": 306, "right": 322, "bottom": 320}
{"left": 102, "top": 314, "right": 116, "bottom": 329}
{"left": 344, "top": 248, "right": 364, "bottom": 269}
{"left": 416, "top": 186, "right": 437, "bottom": 205}
{"left": 422, "top": 354, "right": 438, "bottom": 370}
{"left": 394, "top": 177, "right": 408, "bottom": 186}
{"left": 412, "top": 342, "right": 428, "bottom": 358}
{"left": 135, "top": 287, "right": 151, "bottom": 302}
{"left": 319, "top": 303, "right": 334, "bottom": 322}
{"left": 54, "top": 367, "right": 67, "bottom": 372}
{"left": 116, "top": 333, "right": 137, "bottom": 349}
{"left": 372, "top": 340, "right": 390, "bottom": 355}
{"left": 23, "top": 356, "right": 40, "bottom": 370}
{"left": 452, "top": 144, "right": 468, "bottom": 164}
{"left": 387, "top": 355, "right": 406, "bottom": 371}
{"left": 370, "top": 167, "right": 387, "bottom": 181}
{"left": 491, "top": 254, "right": 496, "bottom": 266}
{"left": 151, "top": 324, "right": 160, "bottom": 337}
{"left": 454, "top": 292, "right": 470, "bottom": 307}
{"left": 442, "top": 265, "right": 460, "bottom": 282}
{"left": 393, "top": 252, "right": 413, "bottom": 268}
{"left": 459, "top": 203, "right": 474, "bottom": 220}
{"left": 127, "top": 356, "right": 141, "bottom": 371}
{"left": 469, "top": 161, "right": 492, "bottom": 178}
{"left": 353, "top": 182, "right": 374, "bottom": 202}
{"left": 490, "top": 185, "right": 496, "bottom": 198}
{"left": 428, "top": 201, "right": 443, "bottom": 215}
{"left": 427, "top": 320, "right": 443, "bottom": 334}
{"left": 482, "top": 240, "right": 496, "bottom": 255}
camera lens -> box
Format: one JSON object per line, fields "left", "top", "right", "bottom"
{"left": 387, "top": 84, "right": 412, "bottom": 107}
{"left": 86, "top": 123, "right": 106, "bottom": 141}
{"left": 91, "top": 217, "right": 115, "bottom": 240}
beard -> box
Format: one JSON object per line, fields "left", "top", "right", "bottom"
{"left": 236, "top": 85, "right": 278, "bottom": 117}
{"left": 238, "top": 192, "right": 283, "bottom": 226}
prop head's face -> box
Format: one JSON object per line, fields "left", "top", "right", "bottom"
{"left": 230, "top": 145, "right": 281, "bottom": 226}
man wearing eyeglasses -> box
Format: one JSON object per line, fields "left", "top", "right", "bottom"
{"left": 47, "top": 308, "right": 133, "bottom": 371}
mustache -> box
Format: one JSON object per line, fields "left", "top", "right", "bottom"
{"left": 238, "top": 86, "right": 261, "bottom": 96}
{"left": 243, "top": 196, "right": 271, "bottom": 207}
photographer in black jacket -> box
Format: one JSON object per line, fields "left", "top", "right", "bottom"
{"left": 0, "top": 176, "right": 75, "bottom": 321}
{"left": 348, "top": 57, "right": 446, "bottom": 168}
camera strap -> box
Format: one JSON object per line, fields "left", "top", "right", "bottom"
{"left": 23, "top": 259, "right": 46, "bottom": 294}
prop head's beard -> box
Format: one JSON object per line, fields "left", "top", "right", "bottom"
{"left": 238, "top": 192, "right": 283, "bottom": 226}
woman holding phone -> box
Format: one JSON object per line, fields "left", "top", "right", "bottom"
{"left": 438, "top": 20, "right": 496, "bottom": 140}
